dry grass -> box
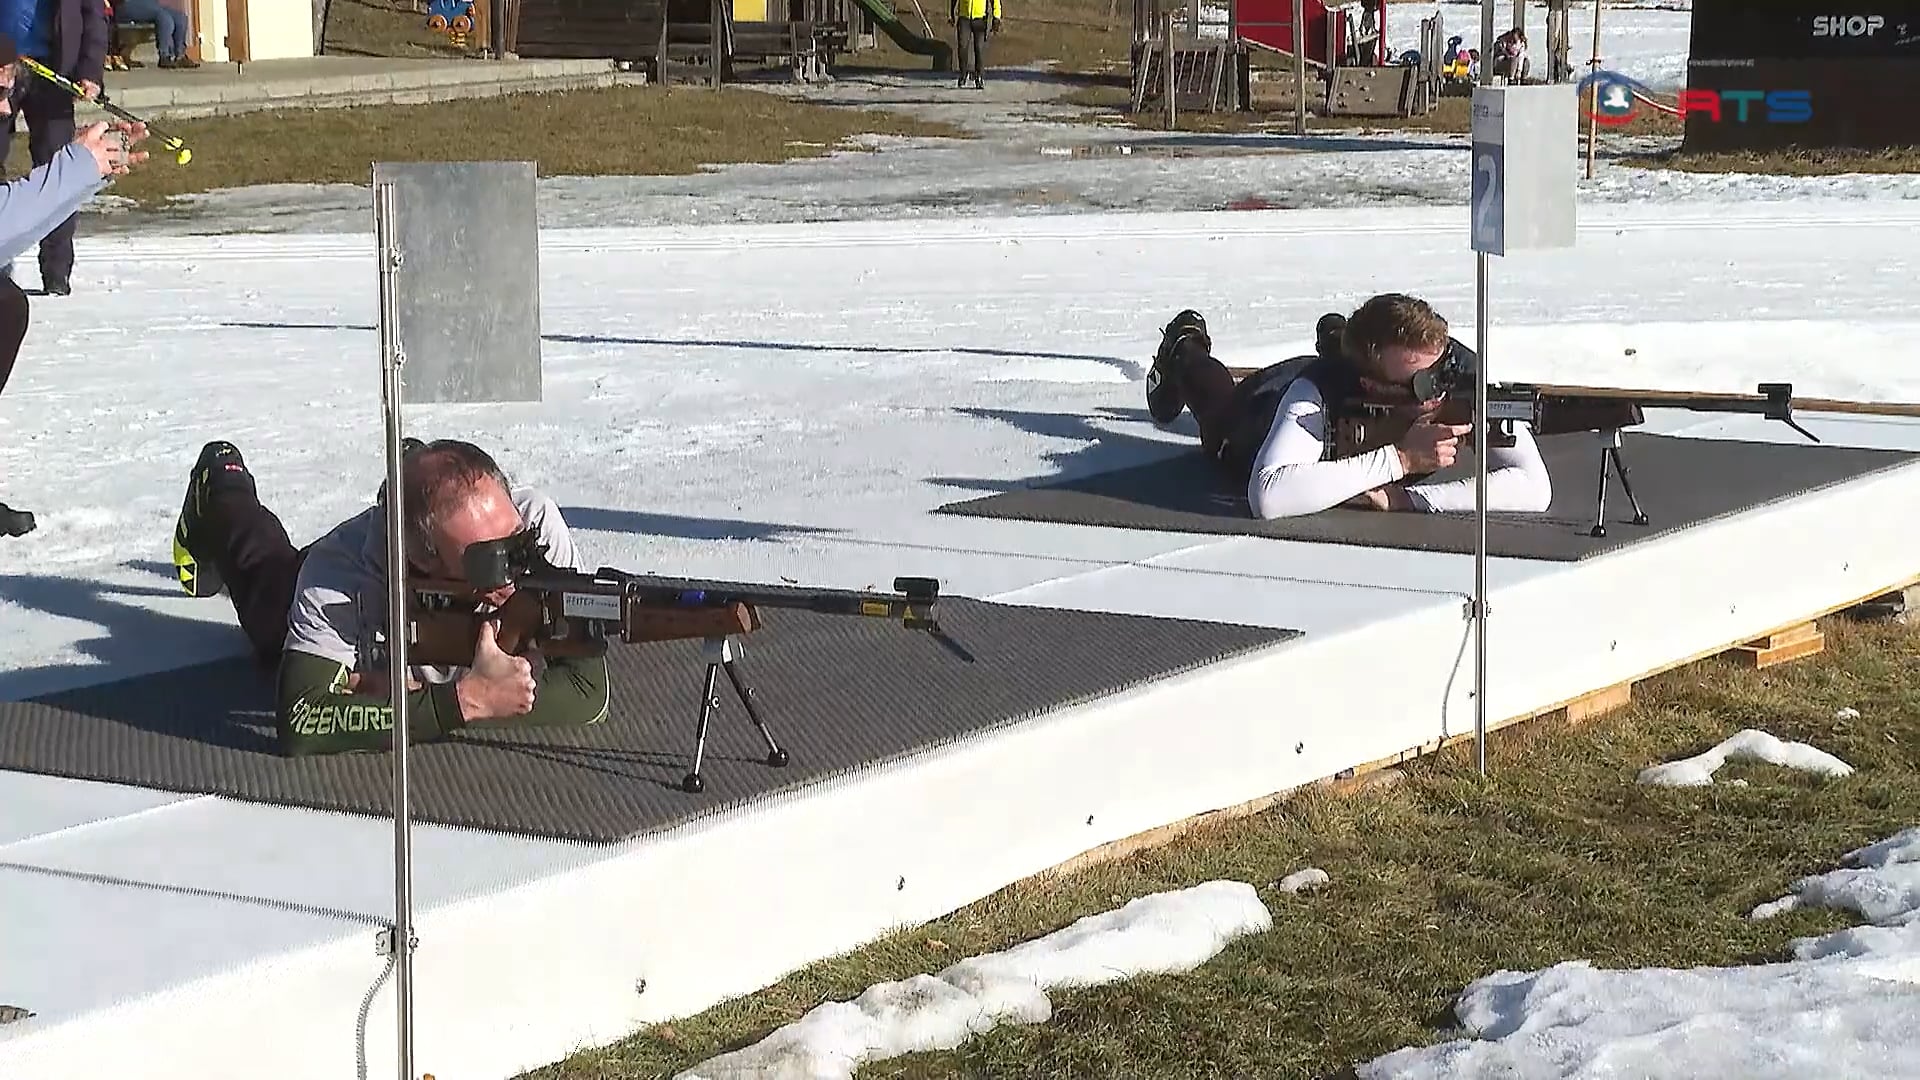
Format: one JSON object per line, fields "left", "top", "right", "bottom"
{"left": 1061, "top": 73, "right": 1920, "bottom": 177}
{"left": 6, "top": 85, "right": 964, "bottom": 205}
{"left": 1060, "top": 79, "right": 1686, "bottom": 140}
{"left": 834, "top": 0, "right": 1133, "bottom": 75}
{"left": 523, "top": 611, "right": 1920, "bottom": 1079}
{"left": 322, "top": 0, "right": 477, "bottom": 58}
{"left": 1620, "top": 143, "right": 1920, "bottom": 177}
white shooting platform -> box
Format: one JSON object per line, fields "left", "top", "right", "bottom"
{"left": 3, "top": 201, "right": 1918, "bottom": 1079}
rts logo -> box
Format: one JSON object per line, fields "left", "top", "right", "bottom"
{"left": 1577, "top": 70, "right": 1812, "bottom": 125}
{"left": 1812, "top": 14, "right": 1884, "bottom": 36}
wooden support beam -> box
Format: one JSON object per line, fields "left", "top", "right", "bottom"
{"left": 1731, "top": 622, "right": 1825, "bottom": 669}
{"left": 1039, "top": 767, "right": 1405, "bottom": 881}
{"left": 1564, "top": 680, "right": 1632, "bottom": 724}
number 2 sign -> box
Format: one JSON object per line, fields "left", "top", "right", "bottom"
{"left": 1471, "top": 143, "right": 1505, "bottom": 255}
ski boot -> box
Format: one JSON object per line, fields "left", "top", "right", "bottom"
{"left": 0, "top": 503, "right": 33, "bottom": 537}
{"left": 173, "top": 440, "right": 253, "bottom": 598}
{"left": 1147, "top": 309, "right": 1210, "bottom": 425}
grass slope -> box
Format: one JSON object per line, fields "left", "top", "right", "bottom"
{"left": 6, "top": 86, "right": 964, "bottom": 206}
{"left": 527, "top": 612, "right": 1920, "bottom": 1080}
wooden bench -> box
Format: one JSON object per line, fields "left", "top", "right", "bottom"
{"left": 110, "top": 18, "right": 158, "bottom": 67}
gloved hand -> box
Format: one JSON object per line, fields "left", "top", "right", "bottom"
{"left": 991, "top": 15, "right": 1001, "bottom": 31}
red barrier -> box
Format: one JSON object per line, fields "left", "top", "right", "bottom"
{"left": 1233, "top": 0, "right": 1384, "bottom": 67}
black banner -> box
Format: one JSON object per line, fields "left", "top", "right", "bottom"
{"left": 1682, "top": 58, "right": 1920, "bottom": 151}
{"left": 1692, "top": 0, "right": 1920, "bottom": 60}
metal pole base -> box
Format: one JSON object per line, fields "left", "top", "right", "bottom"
{"left": 681, "top": 636, "right": 790, "bottom": 794}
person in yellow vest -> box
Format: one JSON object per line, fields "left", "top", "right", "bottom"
{"left": 950, "top": 0, "right": 999, "bottom": 89}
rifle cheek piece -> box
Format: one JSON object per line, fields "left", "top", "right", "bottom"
{"left": 463, "top": 530, "right": 543, "bottom": 592}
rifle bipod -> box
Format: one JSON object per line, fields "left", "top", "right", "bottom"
{"left": 682, "top": 635, "right": 789, "bottom": 794}
{"left": 1590, "top": 428, "right": 1649, "bottom": 539}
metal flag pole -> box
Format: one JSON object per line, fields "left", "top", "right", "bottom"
{"left": 1473, "top": 0, "right": 1495, "bottom": 778}
{"left": 1292, "top": 0, "right": 1306, "bottom": 136}
{"left": 1586, "top": 0, "right": 1603, "bottom": 179}
{"left": 373, "top": 175, "right": 418, "bottom": 1080}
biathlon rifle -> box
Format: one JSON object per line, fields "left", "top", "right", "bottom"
{"left": 19, "top": 56, "right": 192, "bottom": 164}
{"left": 1229, "top": 342, "right": 1920, "bottom": 538}
{"left": 1308, "top": 340, "right": 1843, "bottom": 455}
{"left": 399, "top": 528, "right": 945, "bottom": 668}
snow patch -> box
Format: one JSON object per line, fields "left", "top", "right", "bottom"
{"left": 1275, "top": 868, "right": 1330, "bottom": 894}
{"left": 1357, "top": 826, "right": 1920, "bottom": 1080}
{"left": 1754, "top": 828, "right": 1920, "bottom": 926}
{"left": 675, "top": 881, "right": 1271, "bottom": 1080}
{"left": 1636, "top": 729, "right": 1854, "bottom": 787}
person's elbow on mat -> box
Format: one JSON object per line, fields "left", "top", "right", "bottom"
{"left": 275, "top": 647, "right": 612, "bottom": 757}
{"left": 275, "top": 649, "right": 464, "bottom": 756}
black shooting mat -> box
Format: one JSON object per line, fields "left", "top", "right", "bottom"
{"left": 935, "top": 432, "right": 1920, "bottom": 562}
{"left": 0, "top": 597, "right": 1296, "bottom": 843}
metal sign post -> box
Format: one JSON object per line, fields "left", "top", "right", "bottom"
{"left": 368, "top": 159, "right": 543, "bottom": 1079}
{"left": 372, "top": 180, "right": 419, "bottom": 1080}
{"left": 1467, "top": 8, "right": 1577, "bottom": 776}
{"left": 1470, "top": 0, "right": 1497, "bottom": 778}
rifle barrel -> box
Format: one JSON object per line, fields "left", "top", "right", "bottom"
{"left": 1524, "top": 384, "right": 1920, "bottom": 418}
{"left": 592, "top": 570, "right": 940, "bottom": 624}
{"left": 1222, "top": 365, "right": 1920, "bottom": 419}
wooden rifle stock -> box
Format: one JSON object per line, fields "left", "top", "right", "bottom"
{"left": 401, "top": 559, "right": 935, "bottom": 669}
{"left": 405, "top": 580, "right": 766, "bottom": 667}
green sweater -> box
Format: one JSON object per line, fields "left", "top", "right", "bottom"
{"left": 277, "top": 648, "right": 611, "bottom": 756}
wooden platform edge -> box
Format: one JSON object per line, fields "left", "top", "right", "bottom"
{"left": 1028, "top": 572, "right": 1920, "bottom": 884}
{"left": 1039, "top": 767, "right": 1406, "bottom": 882}
{"left": 1732, "top": 622, "right": 1825, "bottom": 669}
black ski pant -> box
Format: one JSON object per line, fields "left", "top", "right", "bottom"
{"left": 957, "top": 17, "right": 988, "bottom": 82}
{"left": 199, "top": 484, "right": 312, "bottom": 669}
{"left": 0, "top": 78, "right": 81, "bottom": 290}
{"left": 1165, "top": 333, "right": 1284, "bottom": 482}
{"left": 0, "top": 276, "right": 28, "bottom": 396}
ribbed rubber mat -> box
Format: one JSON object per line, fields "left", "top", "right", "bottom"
{"left": 936, "top": 432, "right": 1917, "bottom": 561}
{"left": 0, "top": 598, "right": 1296, "bottom": 843}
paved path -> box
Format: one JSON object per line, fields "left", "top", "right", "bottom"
{"left": 99, "top": 55, "right": 638, "bottom": 118}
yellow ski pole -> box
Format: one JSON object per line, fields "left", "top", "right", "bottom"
{"left": 19, "top": 56, "right": 191, "bottom": 164}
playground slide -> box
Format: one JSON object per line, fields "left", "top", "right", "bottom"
{"left": 848, "top": 0, "right": 955, "bottom": 71}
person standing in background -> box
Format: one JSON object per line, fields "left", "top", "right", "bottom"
{"left": 0, "top": 0, "right": 107, "bottom": 296}
{"left": 950, "top": 0, "right": 998, "bottom": 90}
{"left": 0, "top": 31, "right": 149, "bottom": 536}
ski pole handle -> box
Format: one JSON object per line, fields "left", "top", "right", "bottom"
{"left": 18, "top": 56, "right": 192, "bottom": 164}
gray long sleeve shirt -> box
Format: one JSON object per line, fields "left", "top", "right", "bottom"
{"left": 0, "top": 142, "right": 105, "bottom": 265}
